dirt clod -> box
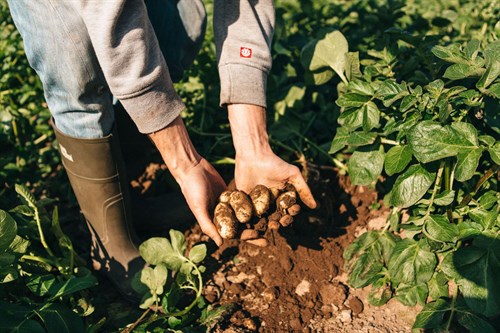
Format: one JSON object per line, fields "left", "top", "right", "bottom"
{"left": 346, "top": 296, "right": 364, "bottom": 315}
{"left": 320, "top": 283, "right": 347, "bottom": 306}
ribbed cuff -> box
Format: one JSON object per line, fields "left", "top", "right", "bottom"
{"left": 219, "top": 64, "right": 268, "bottom": 108}
{"left": 119, "top": 81, "right": 185, "bottom": 134}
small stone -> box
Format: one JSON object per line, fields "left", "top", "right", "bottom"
{"left": 243, "top": 318, "right": 257, "bottom": 331}
{"left": 262, "top": 286, "right": 279, "bottom": 302}
{"left": 295, "top": 279, "right": 311, "bottom": 296}
{"left": 339, "top": 309, "right": 352, "bottom": 323}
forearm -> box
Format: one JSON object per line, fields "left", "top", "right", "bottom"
{"left": 228, "top": 104, "right": 273, "bottom": 159}
{"left": 148, "top": 116, "right": 201, "bottom": 182}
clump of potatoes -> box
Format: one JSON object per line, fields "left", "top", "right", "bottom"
{"left": 213, "top": 183, "right": 303, "bottom": 246}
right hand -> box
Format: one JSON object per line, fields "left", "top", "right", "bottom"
{"left": 175, "top": 158, "right": 227, "bottom": 246}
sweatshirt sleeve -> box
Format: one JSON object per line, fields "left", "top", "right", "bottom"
{"left": 71, "top": 0, "right": 185, "bottom": 134}
{"left": 214, "top": 0, "right": 275, "bottom": 108}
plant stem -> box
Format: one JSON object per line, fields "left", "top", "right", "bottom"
{"left": 121, "top": 308, "right": 151, "bottom": 333}
{"left": 444, "top": 282, "right": 459, "bottom": 332}
{"left": 20, "top": 254, "right": 57, "bottom": 269}
{"left": 424, "top": 161, "right": 445, "bottom": 220}
{"left": 458, "top": 164, "right": 499, "bottom": 207}
{"left": 380, "top": 138, "right": 400, "bottom": 146}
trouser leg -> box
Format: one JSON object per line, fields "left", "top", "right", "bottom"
{"left": 8, "top": 0, "right": 142, "bottom": 301}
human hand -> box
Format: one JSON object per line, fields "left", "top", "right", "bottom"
{"left": 175, "top": 158, "right": 227, "bottom": 246}
{"left": 235, "top": 151, "right": 316, "bottom": 208}
{"left": 228, "top": 104, "right": 316, "bottom": 208}
{"left": 149, "top": 116, "right": 226, "bottom": 246}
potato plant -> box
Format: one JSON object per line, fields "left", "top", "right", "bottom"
{"left": 126, "top": 230, "right": 229, "bottom": 332}
{"left": 0, "top": 185, "right": 98, "bottom": 333}
{"left": 302, "top": 20, "right": 499, "bottom": 333}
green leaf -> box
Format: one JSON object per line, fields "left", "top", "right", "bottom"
{"left": 337, "top": 93, "right": 371, "bottom": 108}
{"left": 367, "top": 280, "right": 393, "bottom": 306}
{"left": 304, "top": 68, "right": 334, "bottom": 85}
{"left": 396, "top": 283, "right": 428, "bottom": 306}
{"left": 413, "top": 298, "right": 450, "bottom": 329}
{"left": 424, "top": 215, "right": 459, "bottom": 243}
{"left": 47, "top": 274, "right": 98, "bottom": 300}
{"left": 329, "top": 127, "right": 349, "bottom": 154}
{"left": 37, "top": 303, "right": 85, "bottom": 333}
{"left": 443, "top": 63, "right": 484, "bottom": 80}
{"left": 344, "top": 231, "right": 397, "bottom": 288}
{"left": 15, "top": 184, "right": 36, "bottom": 207}
{"left": 376, "top": 80, "right": 407, "bottom": 106}
{"left": 441, "top": 233, "right": 500, "bottom": 316}
{"left": 432, "top": 44, "right": 467, "bottom": 64}
{"left": 433, "top": 190, "right": 455, "bottom": 206}
{"left": 455, "top": 299, "right": 497, "bottom": 333}
{"left": 400, "top": 94, "right": 417, "bottom": 113}
{"left": 9, "top": 236, "right": 29, "bottom": 254}
{"left": 362, "top": 101, "right": 380, "bottom": 131}
{"left": 457, "top": 221, "right": 483, "bottom": 240}
{"left": 188, "top": 244, "right": 206, "bottom": 264}
{"left": 348, "top": 80, "right": 374, "bottom": 96}
{"left": 388, "top": 239, "right": 437, "bottom": 285}
{"left": 300, "top": 30, "right": 348, "bottom": 83}
{"left": 384, "top": 145, "right": 412, "bottom": 176}
{"left": 455, "top": 147, "right": 483, "bottom": 181}
{"left": 26, "top": 275, "right": 57, "bottom": 297}
{"left": 346, "top": 131, "right": 377, "bottom": 147}
{"left": 0, "top": 210, "right": 17, "bottom": 253}
{"left": 408, "top": 121, "right": 474, "bottom": 163}
{"left": 139, "top": 237, "right": 173, "bottom": 266}
{"left": 389, "top": 164, "right": 435, "bottom": 208}
{"left": 427, "top": 272, "right": 449, "bottom": 300}
{"left": 348, "top": 148, "right": 384, "bottom": 185}
{"left": 338, "top": 108, "right": 363, "bottom": 132}
{"left": 169, "top": 230, "right": 187, "bottom": 255}
{"left": 489, "top": 142, "right": 500, "bottom": 165}
{"left": 345, "top": 51, "right": 362, "bottom": 81}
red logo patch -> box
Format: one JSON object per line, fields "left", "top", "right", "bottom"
{"left": 240, "top": 47, "right": 252, "bottom": 58}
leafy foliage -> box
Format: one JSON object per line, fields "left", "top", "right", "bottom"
{"left": 0, "top": 186, "right": 98, "bottom": 333}
{"left": 127, "top": 230, "right": 229, "bottom": 332}
{"left": 301, "top": 1, "right": 499, "bottom": 330}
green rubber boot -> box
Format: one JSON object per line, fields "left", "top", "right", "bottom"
{"left": 53, "top": 123, "right": 144, "bottom": 302}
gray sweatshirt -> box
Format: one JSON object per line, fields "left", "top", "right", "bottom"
{"left": 72, "top": 0, "right": 275, "bottom": 134}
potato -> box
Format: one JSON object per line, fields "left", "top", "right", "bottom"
{"left": 249, "top": 184, "right": 271, "bottom": 216}
{"left": 245, "top": 238, "right": 269, "bottom": 247}
{"left": 214, "top": 202, "right": 238, "bottom": 239}
{"left": 268, "top": 220, "right": 281, "bottom": 230}
{"left": 268, "top": 211, "right": 282, "bottom": 222}
{"left": 287, "top": 204, "right": 301, "bottom": 216}
{"left": 219, "top": 190, "right": 233, "bottom": 203}
{"left": 240, "top": 229, "right": 259, "bottom": 240}
{"left": 277, "top": 191, "right": 297, "bottom": 211}
{"left": 229, "top": 191, "right": 253, "bottom": 223}
{"left": 279, "top": 214, "right": 293, "bottom": 227}
{"left": 269, "top": 187, "right": 280, "bottom": 201}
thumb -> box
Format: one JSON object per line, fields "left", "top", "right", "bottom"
{"left": 290, "top": 174, "right": 317, "bottom": 209}
{"left": 196, "top": 212, "right": 223, "bottom": 247}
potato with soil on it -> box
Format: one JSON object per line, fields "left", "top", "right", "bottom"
{"left": 214, "top": 202, "right": 238, "bottom": 239}
{"left": 229, "top": 191, "right": 253, "bottom": 223}
{"left": 276, "top": 191, "right": 297, "bottom": 212}
{"left": 287, "top": 204, "right": 301, "bottom": 216}
{"left": 249, "top": 184, "right": 271, "bottom": 217}
{"left": 279, "top": 214, "right": 293, "bottom": 227}
{"left": 219, "top": 190, "right": 233, "bottom": 203}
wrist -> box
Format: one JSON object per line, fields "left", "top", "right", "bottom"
{"left": 228, "top": 104, "right": 273, "bottom": 158}
{"left": 148, "top": 116, "right": 201, "bottom": 181}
